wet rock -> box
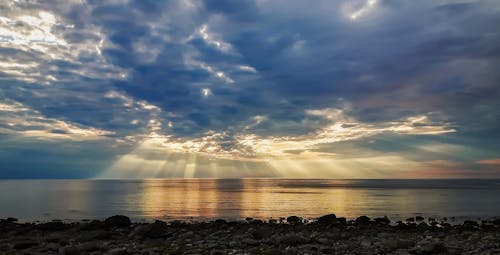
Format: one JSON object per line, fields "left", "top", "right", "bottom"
{"left": 283, "top": 246, "right": 298, "bottom": 255}
{"left": 463, "top": 220, "right": 479, "bottom": 228}
{"left": 278, "top": 233, "right": 309, "bottom": 245}
{"left": 134, "top": 221, "right": 171, "bottom": 238}
{"left": 38, "top": 221, "right": 67, "bottom": 231}
{"left": 214, "top": 219, "right": 227, "bottom": 224}
{"left": 395, "top": 249, "right": 411, "bottom": 255}
{"left": 355, "top": 215, "right": 371, "bottom": 225}
{"left": 76, "top": 241, "right": 101, "bottom": 252}
{"left": 336, "top": 217, "right": 347, "bottom": 225}
{"left": 415, "top": 216, "right": 424, "bottom": 221}
{"left": 406, "top": 217, "right": 415, "bottom": 222}
{"left": 492, "top": 218, "right": 500, "bottom": 226}
{"left": 421, "top": 241, "right": 447, "bottom": 254}
{"left": 317, "top": 214, "right": 337, "bottom": 224}
{"left": 262, "top": 247, "right": 282, "bottom": 255}
{"left": 107, "top": 247, "right": 127, "bottom": 255}
{"left": 252, "top": 219, "right": 264, "bottom": 224}
{"left": 374, "top": 216, "right": 390, "bottom": 225}
{"left": 286, "top": 216, "right": 301, "bottom": 225}
{"left": 59, "top": 246, "right": 80, "bottom": 255}
{"left": 78, "top": 229, "right": 113, "bottom": 241}
{"left": 251, "top": 227, "right": 272, "bottom": 240}
{"left": 80, "top": 220, "right": 104, "bottom": 230}
{"left": 383, "top": 239, "right": 414, "bottom": 250}
{"left": 6, "top": 217, "right": 18, "bottom": 222}
{"left": 13, "top": 239, "right": 38, "bottom": 250}
{"left": 104, "top": 215, "right": 131, "bottom": 228}
{"left": 268, "top": 218, "right": 278, "bottom": 224}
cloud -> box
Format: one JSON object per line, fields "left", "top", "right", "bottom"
{"left": 0, "top": 100, "right": 114, "bottom": 141}
{"left": 477, "top": 159, "right": 500, "bottom": 166}
{"left": 0, "top": 0, "right": 499, "bottom": 178}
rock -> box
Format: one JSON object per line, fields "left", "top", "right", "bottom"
{"left": 45, "top": 242, "right": 60, "bottom": 251}
{"left": 418, "top": 222, "right": 429, "bottom": 228}
{"left": 395, "top": 249, "right": 411, "bottom": 255}
{"left": 13, "top": 240, "right": 38, "bottom": 250}
{"left": 80, "top": 220, "right": 104, "bottom": 230}
{"left": 278, "top": 233, "right": 309, "bottom": 245}
{"left": 214, "top": 219, "right": 227, "bottom": 224}
{"left": 383, "top": 239, "right": 414, "bottom": 250}
{"left": 76, "top": 241, "right": 101, "bottom": 252}
{"left": 252, "top": 219, "right": 264, "bottom": 224}
{"left": 59, "top": 246, "right": 80, "bottom": 255}
{"left": 45, "top": 233, "right": 66, "bottom": 242}
{"left": 135, "top": 221, "right": 170, "bottom": 238}
{"left": 6, "top": 217, "right": 18, "bottom": 222}
{"left": 251, "top": 227, "right": 271, "bottom": 240}
{"left": 317, "top": 214, "right": 337, "bottom": 224}
{"left": 355, "top": 215, "right": 371, "bottom": 225}
{"left": 406, "top": 217, "right": 415, "bottom": 222}
{"left": 38, "top": 221, "right": 67, "bottom": 231}
{"left": 492, "top": 218, "right": 500, "bottom": 225}
{"left": 374, "top": 216, "right": 390, "bottom": 225}
{"left": 210, "top": 249, "right": 225, "bottom": 255}
{"left": 78, "top": 230, "right": 113, "bottom": 241}
{"left": 463, "top": 220, "right": 479, "bottom": 228}
{"left": 286, "top": 216, "right": 301, "bottom": 225}
{"left": 421, "top": 242, "right": 447, "bottom": 254}
{"left": 107, "top": 247, "right": 127, "bottom": 255}
{"left": 415, "top": 216, "right": 424, "bottom": 221}
{"left": 283, "top": 246, "right": 298, "bottom": 255}
{"left": 245, "top": 217, "right": 253, "bottom": 222}
{"left": 361, "top": 240, "right": 371, "bottom": 247}
{"left": 336, "top": 217, "right": 347, "bottom": 225}
{"left": 104, "top": 215, "right": 131, "bottom": 228}
{"left": 262, "top": 248, "right": 282, "bottom": 255}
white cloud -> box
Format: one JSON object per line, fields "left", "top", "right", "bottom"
{"left": 0, "top": 4, "right": 126, "bottom": 85}
{"left": 0, "top": 100, "right": 114, "bottom": 141}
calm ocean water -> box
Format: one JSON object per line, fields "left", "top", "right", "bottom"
{"left": 0, "top": 179, "right": 499, "bottom": 222}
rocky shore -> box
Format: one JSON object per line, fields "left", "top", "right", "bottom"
{"left": 1, "top": 214, "right": 500, "bottom": 255}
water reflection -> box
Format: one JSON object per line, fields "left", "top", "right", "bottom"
{"left": 0, "top": 179, "right": 499, "bottom": 222}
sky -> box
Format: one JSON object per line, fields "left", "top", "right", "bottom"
{"left": 1, "top": 0, "right": 500, "bottom": 179}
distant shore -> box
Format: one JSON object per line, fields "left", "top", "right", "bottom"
{"left": 1, "top": 214, "right": 500, "bottom": 255}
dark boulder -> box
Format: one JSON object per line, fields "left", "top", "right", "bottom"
{"left": 136, "top": 220, "right": 170, "bottom": 238}
{"left": 287, "top": 216, "right": 301, "bottom": 225}
{"left": 80, "top": 220, "right": 104, "bottom": 231}
{"left": 355, "top": 216, "right": 371, "bottom": 225}
{"left": 13, "top": 240, "right": 38, "bottom": 250}
{"left": 374, "top": 216, "right": 390, "bottom": 225}
{"left": 463, "top": 220, "right": 479, "bottom": 229}
{"left": 492, "top": 218, "right": 500, "bottom": 225}
{"left": 252, "top": 219, "right": 264, "bottom": 224}
{"left": 317, "top": 214, "right": 337, "bottom": 224}
{"left": 38, "top": 221, "right": 67, "bottom": 231}
{"left": 104, "top": 215, "right": 131, "bottom": 228}
{"left": 415, "top": 216, "right": 424, "bottom": 221}
{"left": 336, "top": 217, "right": 347, "bottom": 225}
{"left": 214, "top": 219, "right": 227, "bottom": 224}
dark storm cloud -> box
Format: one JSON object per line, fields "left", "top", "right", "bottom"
{"left": 1, "top": 0, "right": 500, "bottom": 177}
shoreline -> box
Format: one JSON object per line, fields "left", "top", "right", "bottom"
{"left": 1, "top": 214, "right": 499, "bottom": 254}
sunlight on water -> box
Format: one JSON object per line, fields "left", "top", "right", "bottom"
{"left": 0, "top": 179, "right": 499, "bottom": 222}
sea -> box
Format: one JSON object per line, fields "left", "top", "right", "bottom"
{"left": 1, "top": 179, "right": 499, "bottom": 222}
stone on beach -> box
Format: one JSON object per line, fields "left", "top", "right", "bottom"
{"left": 104, "top": 215, "right": 131, "bottom": 228}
